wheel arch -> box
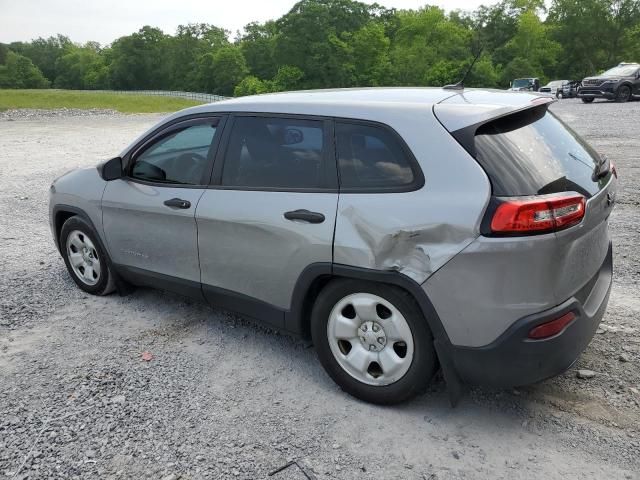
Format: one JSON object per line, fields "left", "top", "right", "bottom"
{"left": 53, "top": 204, "right": 133, "bottom": 295}
{"left": 285, "top": 263, "right": 463, "bottom": 404}
{"left": 52, "top": 205, "right": 97, "bottom": 254}
{"left": 616, "top": 82, "right": 633, "bottom": 96}
{"left": 286, "top": 263, "right": 452, "bottom": 345}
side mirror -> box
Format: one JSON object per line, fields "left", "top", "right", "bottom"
{"left": 99, "top": 156, "right": 123, "bottom": 181}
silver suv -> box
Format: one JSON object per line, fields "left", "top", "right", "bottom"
{"left": 49, "top": 88, "right": 616, "bottom": 404}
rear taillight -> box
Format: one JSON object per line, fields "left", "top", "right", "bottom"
{"left": 490, "top": 193, "right": 586, "bottom": 235}
{"left": 528, "top": 311, "right": 576, "bottom": 339}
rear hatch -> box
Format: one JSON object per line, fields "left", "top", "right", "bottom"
{"left": 434, "top": 93, "right": 616, "bottom": 303}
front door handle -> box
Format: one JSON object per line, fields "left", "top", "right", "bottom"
{"left": 164, "top": 198, "right": 191, "bottom": 209}
{"left": 284, "top": 209, "right": 325, "bottom": 224}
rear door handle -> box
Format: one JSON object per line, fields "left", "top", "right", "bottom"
{"left": 164, "top": 198, "right": 191, "bottom": 209}
{"left": 284, "top": 209, "right": 325, "bottom": 224}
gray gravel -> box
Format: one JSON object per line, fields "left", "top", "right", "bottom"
{"left": 1, "top": 101, "right": 639, "bottom": 479}
{"left": 0, "top": 108, "right": 122, "bottom": 120}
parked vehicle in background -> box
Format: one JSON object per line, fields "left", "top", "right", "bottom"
{"left": 562, "top": 80, "right": 580, "bottom": 98}
{"left": 49, "top": 88, "right": 616, "bottom": 405}
{"left": 540, "top": 80, "right": 570, "bottom": 98}
{"left": 578, "top": 63, "right": 640, "bottom": 103}
{"left": 509, "top": 78, "right": 540, "bottom": 92}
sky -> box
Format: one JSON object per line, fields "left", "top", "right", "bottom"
{"left": 0, "top": 0, "right": 497, "bottom": 45}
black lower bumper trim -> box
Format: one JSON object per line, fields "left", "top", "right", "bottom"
{"left": 578, "top": 90, "right": 615, "bottom": 99}
{"left": 450, "top": 242, "right": 613, "bottom": 387}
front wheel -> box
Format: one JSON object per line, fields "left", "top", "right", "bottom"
{"left": 581, "top": 97, "right": 594, "bottom": 103}
{"left": 616, "top": 85, "right": 631, "bottom": 103}
{"left": 60, "top": 216, "right": 115, "bottom": 295}
{"left": 311, "top": 279, "right": 438, "bottom": 404}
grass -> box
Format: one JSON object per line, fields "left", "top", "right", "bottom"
{"left": 0, "top": 89, "right": 203, "bottom": 113}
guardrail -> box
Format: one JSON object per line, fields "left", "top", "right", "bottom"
{"left": 73, "top": 89, "right": 229, "bottom": 103}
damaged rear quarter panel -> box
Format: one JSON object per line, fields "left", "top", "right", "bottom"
{"left": 333, "top": 109, "right": 490, "bottom": 284}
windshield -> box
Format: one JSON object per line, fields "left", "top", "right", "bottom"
{"left": 601, "top": 65, "right": 639, "bottom": 77}
{"left": 546, "top": 81, "right": 564, "bottom": 87}
{"left": 512, "top": 79, "right": 532, "bottom": 88}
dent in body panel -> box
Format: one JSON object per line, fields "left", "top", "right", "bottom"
{"left": 333, "top": 106, "right": 491, "bottom": 285}
{"left": 338, "top": 204, "right": 472, "bottom": 283}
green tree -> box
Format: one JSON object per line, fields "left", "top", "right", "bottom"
{"left": 165, "top": 24, "right": 229, "bottom": 90}
{"left": 272, "top": 65, "right": 305, "bottom": 90}
{"left": 234, "top": 75, "right": 273, "bottom": 96}
{"left": 0, "top": 51, "right": 50, "bottom": 88}
{"left": 274, "top": 0, "right": 380, "bottom": 88}
{"left": 54, "top": 45, "right": 103, "bottom": 89}
{"left": 390, "top": 6, "right": 472, "bottom": 85}
{"left": 196, "top": 46, "right": 248, "bottom": 95}
{"left": 239, "top": 21, "right": 279, "bottom": 80}
{"left": 347, "top": 22, "right": 392, "bottom": 86}
{"left": 0, "top": 44, "right": 9, "bottom": 65}
{"left": 109, "top": 26, "right": 169, "bottom": 89}
{"left": 623, "top": 22, "right": 640, "bottom": 60}
{"left": 498, "top": 9, "right": 561, "bottom": 85}
{"left": 548, "top": 0, "right": 640, "bottom": 78}
{"left": 8, "top": 35, "right": 72, "bottom": 82}
{"left": 466, "top": 55, "right": 500, "bottom": 87}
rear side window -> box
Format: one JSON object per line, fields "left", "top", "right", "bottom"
{"left": 474, "top": 107, "right": 608, "bottom": 197}
{"left": 221, "top": 116, "right": 331, "bottom": 189}
{"left": 336, "top": 122, "right": 417, "bottom": 190}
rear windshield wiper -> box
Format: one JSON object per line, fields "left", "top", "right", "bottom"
{"left": 592, "top": 154, "right": 610, "bottom": 180}
{"left": 568, "top": 151, "right": 593, "bottom": 169}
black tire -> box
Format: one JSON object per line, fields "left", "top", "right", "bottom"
{"left": 616, "top": 85, "right": 631, "bottom": 103}
{"left": 556, "top": 91, "right": 563, "bottom": 99}
{"left": 581, "top": 97, "right": 594, "bottom": 103}
{"left": 60, "top": 216, "right": 116, "bottom": 295}
{"left": 310, "top": 278, "right": 438, "bottom": 404}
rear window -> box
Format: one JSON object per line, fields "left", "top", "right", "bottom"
{"left": 474, "top": 107, "right": 609, "bottom": 197}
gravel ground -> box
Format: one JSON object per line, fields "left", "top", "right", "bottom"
{"left": 0, "top": 99, "right": 639, "bottom": 480}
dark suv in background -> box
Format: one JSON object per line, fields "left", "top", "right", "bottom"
{"left": 578, "top": 63, "right": 640, "bottom": 103}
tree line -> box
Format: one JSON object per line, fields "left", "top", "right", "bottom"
{"left": 1, "top": 0, "right": 639, "bottom": 96}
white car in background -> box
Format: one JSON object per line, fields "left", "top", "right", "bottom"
{"left": 540, "top": 80, "right": 570, "bottom": 98}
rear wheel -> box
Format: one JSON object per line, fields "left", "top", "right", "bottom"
{"left": 311, "top": 279, "right": 438, "bottom": 404}
{"left": 60, "top": 216, "right": 115, "bottom": 295}
{"left": 581, "top": 97, "right": 594, "bottom": 103}
{"left": 616, "top": 85, "right": 631, "bottom": 103}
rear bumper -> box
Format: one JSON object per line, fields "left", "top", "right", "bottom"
{"left": 449, "top": 242, "right": 612, "bottom": 387}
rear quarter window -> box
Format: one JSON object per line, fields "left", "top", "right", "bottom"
{"left": 473, "top": 107, "right": 609, "bottom": 197}
{"left": 335, "top": 122, "right": 421, "bottom": 191}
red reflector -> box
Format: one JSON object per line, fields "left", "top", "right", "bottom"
{"left": 491, "top": 193, "right": 586, "bottom": 234}
{"left": 528, "top": 312, "right": 576, "bottom": 339}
